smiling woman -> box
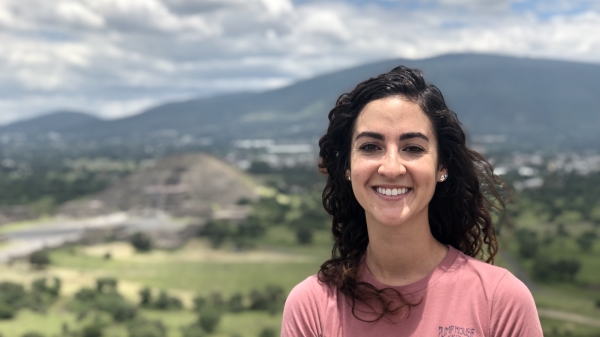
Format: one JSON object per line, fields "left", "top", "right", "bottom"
{"left": 281, "top": 66, "right": 543, "bottom": 336}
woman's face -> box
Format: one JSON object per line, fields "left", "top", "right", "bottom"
{"left": 348, "top": 96, "right": 446, "bottom": 229}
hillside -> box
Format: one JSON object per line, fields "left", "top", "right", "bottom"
{"left": 59, "top": 153, "right": 259, "bottom": 218}
{"left": 0, "top": 111, "right": 104, "bottom": 134}
{"left": 3, "top": 54, "right": 600, "bottom": 150}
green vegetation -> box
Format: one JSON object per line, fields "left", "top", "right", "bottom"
{"left": 0, "top": 220, "right": 330, "bottom": 336}
{"left": 0, "top": 156, "right": 137, "bottom": 209}
{"left": 1, "top": 152, "right": 600, "bottom": 336}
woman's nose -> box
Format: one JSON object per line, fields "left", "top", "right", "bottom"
{"left": 378, "top": 150, "right": 406, "bottom": 177}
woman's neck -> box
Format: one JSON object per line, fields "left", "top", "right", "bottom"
{"left": 364, "top": 216, "right": 448, "bottom": 287}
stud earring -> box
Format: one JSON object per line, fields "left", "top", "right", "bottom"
{"left": 346, "top": 174, "right": 351, "bottom": 181}
{"left": 439, "top": 174, "right": 448, "bottom": 182}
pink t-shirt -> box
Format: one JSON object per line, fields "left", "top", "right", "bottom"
{"left": 282, "top": 246, "right": 543, "bottom": 337}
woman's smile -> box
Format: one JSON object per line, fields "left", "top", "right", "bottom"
{"left": 373, "top": 186, "right": 411, "bottom": 198}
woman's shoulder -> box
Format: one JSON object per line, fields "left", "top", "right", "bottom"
{"left": 285, "top": 274, "right": 337, "bottom": 307}
{"left": 450, "top": 249, "right": 542, "bottom": 335}
{"left": 453, "top": 249, "right": 513, "bottom": 282}
{"left": 448, "top": 249, "right": 534, "bottom": 303}
{"left": 282, "top": 275, "right": 337, "bottom": 336}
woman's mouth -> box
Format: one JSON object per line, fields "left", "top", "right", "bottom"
{"left": 374, "top": 187, "right": 411, "bottom": 196}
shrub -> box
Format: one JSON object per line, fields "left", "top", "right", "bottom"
{"left": 200, "top": 221, "right": 232, "bottom": 249}
{"left": 153, "top": 290, "right": 182, "bottom": 310}
{"left": 0, "top": 282, "right": 26, "bottom": 308}
{"left": 556, "top": 223, "right": 570, "bottom": 237}
{"left": 130, "top": 232, "right": 152, "bottom": 252}
{"left": 29, "top": 251, "right": 50, "bottom": 268}
{"left": 515, "top": 229, "right": 538, "bottom": 259}
{"left": 228, "top": 293, "right": 244, "bottom": 313}
{"left": 576, "top": 231, "right": 596, "bottom": 252}
{"left": 249, "top": 285, "right": 285, "bottom": 314}
{"left": 0, "top": 302, "right": 15, "bottom": 320}
{"left": 95, "top": 295, "right": 137, "bottom": 322}
{"left": 139, "top": 287, "right": 152, "bottom": 307}
{"left": 81, "top": 324, "right": 103, "bottom": 337}
{"left": 532, "top": 256, "right": 581, "bottom": 282}
{"left": 295, "top": 227, "right": 313, "bottom": 245}
{"left": 198, "top": 307, "right": 222, "bottom": 333}
{"left": 31, "top": 277, "right": 61, "bottom": 297}
{"left": 193, "top": 295, "right": 207, "bottom": 312}
{"left": 75, "top": 288, "right": 98, "bottom": 302}
{"left": 96, "top": 278, "right": 118, "bottom": 294}
{"left": 259, "top": 328, "right": 276, "bottom": 337}
{"left": 208, "top": 292, "right": 226, "bottom": 310}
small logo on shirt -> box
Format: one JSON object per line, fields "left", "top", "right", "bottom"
{"left": 438, "top": 325, "right": 475, "bottom": 337}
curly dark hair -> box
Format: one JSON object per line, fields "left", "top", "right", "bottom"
{"left": 317, "top": 65, "right": 503, "bottom": 322}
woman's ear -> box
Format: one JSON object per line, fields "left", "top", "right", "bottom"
{"left": 345, "top": 169, "right": 351, "bottom": 181}
{"left": 437, "top": 167, "right": 448, "bottom": 182}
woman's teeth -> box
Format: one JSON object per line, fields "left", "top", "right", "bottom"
{"left": 376, "top": 187, "right": 409, "bottom": 196}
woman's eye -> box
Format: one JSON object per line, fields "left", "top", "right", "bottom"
{"left": 404, "top": 145, "right": 424, "bottom": 153}
{"left": 359, "top": 143, "right": 380, "bottom": 152}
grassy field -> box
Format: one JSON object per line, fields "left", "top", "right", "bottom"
{"left": 1, "top": 223, "right": 600, "bottom": 337}
{"left": 0, "top": 226, "right": 332, "bottom": 337}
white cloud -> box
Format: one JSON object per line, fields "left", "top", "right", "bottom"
{"left": 0, "top": 0, "right": 599, "bottom": 125}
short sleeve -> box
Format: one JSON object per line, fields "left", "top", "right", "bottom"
{"left": 489, "top": 271, "right": 543, "bottom": 337}
{"left": 281, "top": 275, "right": 325, "bottom": 337}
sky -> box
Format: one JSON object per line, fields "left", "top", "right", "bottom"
{"left": 1, "top": 0, "right": 599, "bottom": 125}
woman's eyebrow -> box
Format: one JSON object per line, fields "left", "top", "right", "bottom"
{"left": 399, "top": 132, "right": 429, "bottom": 142}
{"left": 355, "top": 131, "right": 384, "bottom": 141}
{"left": 355, "top": 131, "right": 429, "bottom": 142}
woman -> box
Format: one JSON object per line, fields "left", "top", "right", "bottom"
{"left": 281, "top": 66, "right": 542, "bottom": 336}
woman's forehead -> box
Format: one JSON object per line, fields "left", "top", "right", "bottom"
{"left": 353, "top": 97, "right": 434, "bottom": 138}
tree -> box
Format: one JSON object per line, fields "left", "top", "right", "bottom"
{"left": 555, "top": 259, "right": 581, "bottom": 281}
{"left": 29, "top": 277, "right": 62, "bottom": 313}
{"left": 95, "top": 295, "right": 137, "bottom": 322}
{"left": 228, "top": 293, "right": 244, "bottom": 313}
{"left": 139, "top": 287, "right": 152, "bottom": 307}
{"left": 130, "top": 232, "right": 152, "bottom": 252}
{"left": 295, "top": 226, "right": 314, "bottom": 245}
{"left": 29, "top": 250, "right": 50, "bottom": 268}
{"left": 81, "top": 324, "right": 103, "bottom": 337}
{"left": 31, "top": 277, "right": 61, "bottom": 297}
{"left": 0, "top": 302, "right": 15, "bottom": 320}
{"left": 193, "top": 295, "right": 207, "bottom": 312}
{"left": 248, "top": 285, "right": 285, "bottom": 314}
{"left": 199, "top": 220, "right": 235, "bottom": 248}
{"left": 515, "top": 229, "right": 538, "bottom": 259}
{"left": 153, "top": 290, "right": 182, "bottom": 310}
{"left": 576, "top": 231, "right": 597, "bottom": 252}
{"left": 532, "top": 256, "right": 581, "bottom": 282}
{"left": 208, "top": 292, "right": 225, "bottom": 310}
{"left": 556, "top": 223, "right": 569, "bottom": 237}
{"left": 198, "top": 307, "right": 222, "bottom": 333}
{"left": 259, "top": 328, "right": 276, "bottom": 337}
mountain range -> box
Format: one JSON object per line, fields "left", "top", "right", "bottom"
{"left": 2, "top": 53, "right": 600, "bottom": 151}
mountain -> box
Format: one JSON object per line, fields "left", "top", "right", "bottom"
{"left": 0, "top": 111, "right": 104, "bottom": 134}
{"left": 3, "top": 54, "right": 600, "bottom": 150}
